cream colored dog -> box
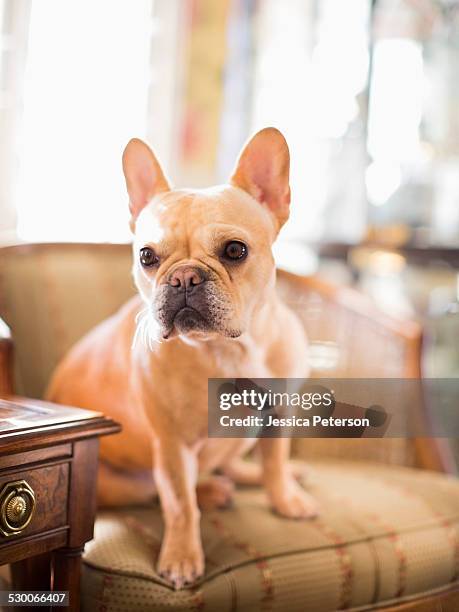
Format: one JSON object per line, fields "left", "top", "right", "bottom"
{"left": 47, "top": 127, "right": 318, "bottom": 589}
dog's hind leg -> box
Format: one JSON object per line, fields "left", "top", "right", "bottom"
{"left": 196, "top": 476, "right": 234, "bottom": 510}
{"left": 221, "top": 457, "right": 264, "bottom": 485}
{"left": 222, "top": 457, "right": 311, "bottom": 486}
{"left": 97, "top": 461, "right": 157, "bottom": 507}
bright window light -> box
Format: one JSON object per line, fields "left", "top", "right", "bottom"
{"left": 366, "top": 161, "right": 402, "bottom": 206}
{"left": 368, "top": 39, "right": 424, "bottom": 164}
{"left": 16, "top": 0, "right": 153, "bottom": 243}
{"left": 251, "top": 0, "right": 370, "bottom": 248}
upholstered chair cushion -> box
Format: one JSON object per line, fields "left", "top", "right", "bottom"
{"left": 81, "top": 461, "right": 459, "bottom": 611}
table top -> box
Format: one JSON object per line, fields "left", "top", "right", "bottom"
{"left": 0, "top": 397, "right": 102, "bottom": 433}
{"left": 0, "top": 396, "right": 120, "bottom": 453}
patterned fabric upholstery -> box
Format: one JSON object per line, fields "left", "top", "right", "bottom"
{"left": 82, "top": 461, "right": 459, "bottom": 611}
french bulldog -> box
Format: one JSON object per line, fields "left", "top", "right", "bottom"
{"left": 47, "top": 127, "right": 318, "bottom": 589}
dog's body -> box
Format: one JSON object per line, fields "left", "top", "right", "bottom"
{"left": 47, "top": 128, "right": 318, "bottom": 588}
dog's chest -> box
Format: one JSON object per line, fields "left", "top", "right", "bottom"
{"left": 148, "top": 339, "right": 273, "bottom": 442}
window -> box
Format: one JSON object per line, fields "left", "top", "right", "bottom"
{"left": 251, "top": 0, "right": 371, "bottom": 248}
{"left": 15, "top": 0, "right": 153, "bottom": 242}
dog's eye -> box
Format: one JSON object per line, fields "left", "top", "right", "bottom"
{"left": 140, "top": 247, "right": 159, "bottom": 268}
{"left": 223, "top": 241, "right": 248, "bottom": 262}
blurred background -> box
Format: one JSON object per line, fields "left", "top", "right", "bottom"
{"left": 1, "top": 0, "right": 459, "bottom": 375}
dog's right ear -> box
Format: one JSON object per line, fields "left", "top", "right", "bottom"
{"left": 122, "top": 138, "right": 170, "bottom": 221}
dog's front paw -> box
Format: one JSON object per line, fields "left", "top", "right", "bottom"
{"left": 271, "top": 481, "right": 319, "bottom": 519}
{"left": 157, "top": 542, "right": 205, "bottom": 590}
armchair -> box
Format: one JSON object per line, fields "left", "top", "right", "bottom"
{"left": 1, "top": 243, "right": 458, "bottom": 611}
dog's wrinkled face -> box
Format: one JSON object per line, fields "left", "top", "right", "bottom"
{"left": 123, "top": 128, "right": 291, "bottom": 341}
{"left": 133, "top": 187, "right": 276, "bottom": 339}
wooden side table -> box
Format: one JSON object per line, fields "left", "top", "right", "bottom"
{"left": 0, "top": 396, "right": 121, "bottom": 611}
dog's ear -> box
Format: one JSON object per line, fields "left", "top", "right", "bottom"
{"left": 122, "top": 138, "right": 170, "bottom": 220}
{"left": 230, "top": 127, "right": 290, "bottom": 229}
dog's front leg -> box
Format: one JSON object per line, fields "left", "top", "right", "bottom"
{"left": 153, "top": 437, "right": 204, "bottom": 589}
{"left": 260, "top": 438, "right": 319, "bottom": 519}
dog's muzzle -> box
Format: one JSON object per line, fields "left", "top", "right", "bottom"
{"left": 156, "top": 265, "right": 214, "bottom": 336}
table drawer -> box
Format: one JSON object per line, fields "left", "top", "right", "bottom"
{"left": 0, "top": 462, "right": 69, "bottom": 539}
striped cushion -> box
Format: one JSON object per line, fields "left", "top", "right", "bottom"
{"left": 81, "top": 461, "right": 459, "bottom": 611}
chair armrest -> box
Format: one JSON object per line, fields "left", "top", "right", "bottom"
{"left": 0, "top": 317, "right": 14, "bottom": 395}
{"left": 277, "top": 270, "right": 456, "bottom": 474}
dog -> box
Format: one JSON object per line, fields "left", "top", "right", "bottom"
{"left": 47, "top": 127, "right": 318, "bottom": 589}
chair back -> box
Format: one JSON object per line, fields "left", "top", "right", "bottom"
{"left": 0, "top": 243, "right": 135, "bottom": 398}
{"left": 1, "top": 243, "right": 443, "bottom": 470}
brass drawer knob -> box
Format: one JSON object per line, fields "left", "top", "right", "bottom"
{"left": 0, "top": 480, "right": 36, "bottom": 537}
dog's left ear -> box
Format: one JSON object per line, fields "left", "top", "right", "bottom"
{"left": 230, "top": 127, "right": 290, "bottom": 229}
{"left": 122, "top": 138, "right": 170, "bottom": 221}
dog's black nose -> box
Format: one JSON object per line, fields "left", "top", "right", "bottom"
{"left": 168, "top": 266, "right": 205, "bottom": 290}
